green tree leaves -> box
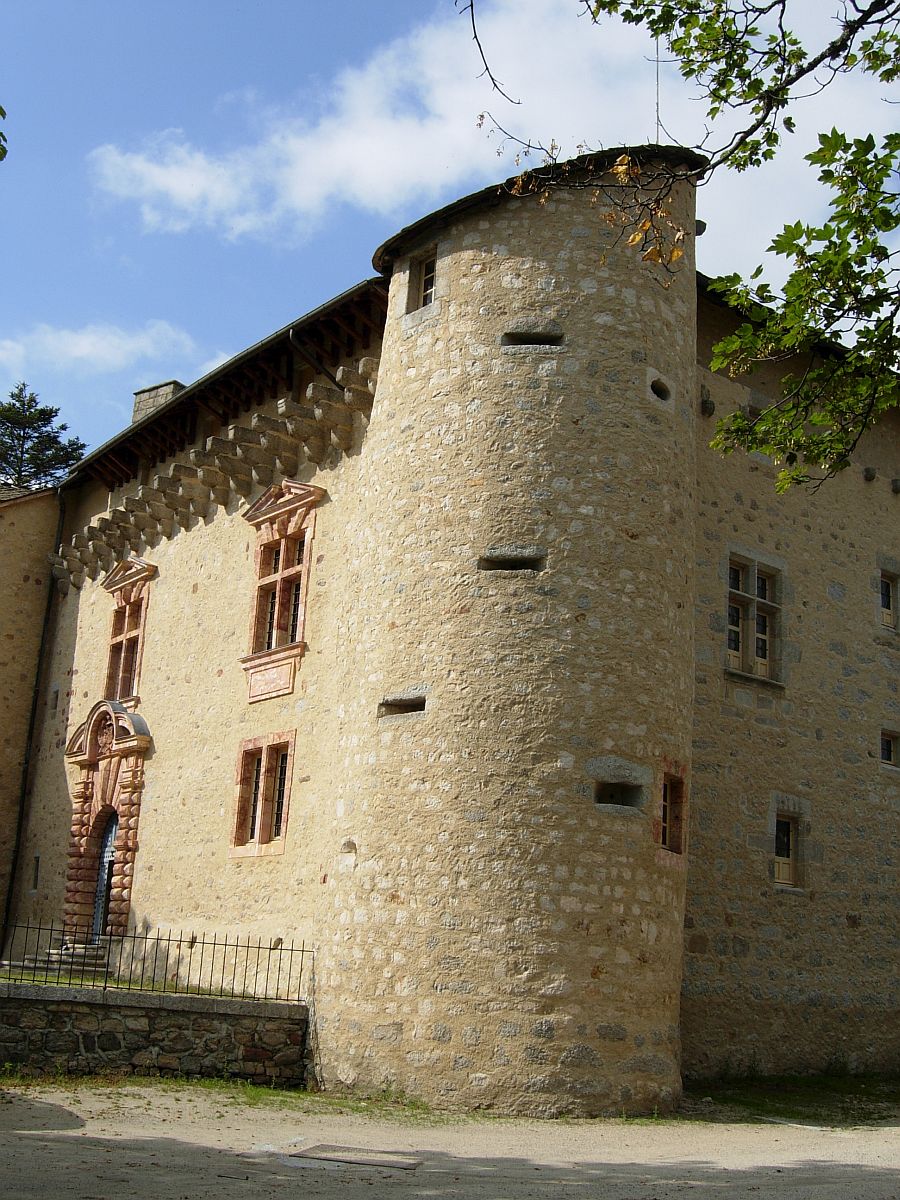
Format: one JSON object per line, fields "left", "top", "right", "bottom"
{"left": 584, "top": 1, "right": 900, "bottom": 484}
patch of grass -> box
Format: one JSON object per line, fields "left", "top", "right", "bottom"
{"left": 0, "top": 969, "right": 264, "bottom": 1000}
{"left": 0, "top": 1068, "right": 455, "bottom": 1124}
{"left": 5, "top": 1064, "right": 894, "bottom": 1129}
{"left": 681, "top": 1073, "right": 900, "bottom": 1127}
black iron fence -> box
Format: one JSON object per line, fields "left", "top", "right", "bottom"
{"left": 1, "top": 921, "right": 311, "bottom": 1003}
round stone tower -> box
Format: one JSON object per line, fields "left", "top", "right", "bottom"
{"left": 313, "top": 148, "right": 703, "bottom": 1115}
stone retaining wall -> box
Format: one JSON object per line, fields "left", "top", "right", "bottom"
{"left": 0, "top": 983, "right": 309, "bottom": 1085}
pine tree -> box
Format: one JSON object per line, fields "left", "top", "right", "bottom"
{"left": 0, "top": 382, "right": 87, "bottom": 489}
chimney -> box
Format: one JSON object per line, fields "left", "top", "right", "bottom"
{"left": 132, "top": 380, "right": 185, "bottom": 424}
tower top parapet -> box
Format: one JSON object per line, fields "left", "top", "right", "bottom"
{"left": 372, "top": 143, "right": 708, "bottom": 273}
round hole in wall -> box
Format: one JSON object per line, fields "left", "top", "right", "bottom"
{"left": 650, "top": 378, "right": 671, "bottom": 403}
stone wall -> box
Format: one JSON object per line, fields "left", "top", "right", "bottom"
{"left": 312, "top": 167, "right": 700, "bottom": 1115}
{"left": 0, "top": 983, "right": 309, "bottom": 1084}
{"left": 5, "top": 159, "right": 898, "bottom": 1116}
{"left": 681, "top": 296, "right": 900, "bottom": 1079}
{"left": 0, "top": 489, "right": 59, "bottom": 912}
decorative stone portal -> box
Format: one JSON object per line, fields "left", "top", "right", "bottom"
{"left": 63, "top": 701, "right": 151, "bottom": 938}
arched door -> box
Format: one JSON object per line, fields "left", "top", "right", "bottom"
{"left": 90, "top": 812, "right": 119, "bottom": 941}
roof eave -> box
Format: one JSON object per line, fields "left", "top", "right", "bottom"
{"left": 372, "top": 144, "right": 708, "bottom": 273}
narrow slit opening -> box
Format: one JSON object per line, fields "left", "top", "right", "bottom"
{"left": 478, "top": 554, "right": 546, "bottom": 572}
{"left": 378, "top": 696, "right": 427, "bottom": 718}
{"left": 501, "top": 331, "right": 564, "bottom": 347}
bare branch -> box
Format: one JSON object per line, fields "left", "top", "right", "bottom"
{"left": 455, "top": 0, "right": 521, "bottom": 105}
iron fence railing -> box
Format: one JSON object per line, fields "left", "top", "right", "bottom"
{"left": 0, "top": 921, "right": 311, "bottom": 1003}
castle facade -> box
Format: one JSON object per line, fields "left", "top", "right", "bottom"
{"left": 2, "top": 148, "right": 897, "bottom": 1115}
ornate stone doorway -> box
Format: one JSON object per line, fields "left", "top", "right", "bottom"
{"left": 63, "top": 701, "right": 151, "bottom": 939}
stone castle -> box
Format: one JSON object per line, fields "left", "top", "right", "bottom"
{"left": 1, "top": 147, "right": 897, "bottom": 1115}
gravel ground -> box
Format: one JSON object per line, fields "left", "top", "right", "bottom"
{"left": 1, "top": 1082, "right": 898, "bottom": 1200}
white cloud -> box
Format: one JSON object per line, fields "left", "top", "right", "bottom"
{"left": 195, "top": 350, "right": 234, "bottom": 378}
{"left": 86, "top": 0, "right": 892, "bottom": 289}
{"left": 0, "top": 320, "right": 196, "bottom": 377}
{"left": 87, "top": 0, "right": 664, "bottom": 239}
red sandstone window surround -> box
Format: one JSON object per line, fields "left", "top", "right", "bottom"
{"left": 231, "top": 731, "right": 296, "bottom": 857}
{"left": 240, "top": 482, "right": 325, "bottom": 702}
{"left": 101, "top": 557, "right": 157, "bottom": 704}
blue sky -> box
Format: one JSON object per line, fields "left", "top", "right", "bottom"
{"left": 2, "top": 1, "right": 889, "bottom": 453}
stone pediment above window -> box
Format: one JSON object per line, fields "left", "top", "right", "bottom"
{"left": 101, "top": 556, "right": 157, "bottom": 599}
{"left": 240, "top": 482, "right": 326, "bottom": 703}
{"left": 242, "top": 481, "right": 326, "bottom": 540}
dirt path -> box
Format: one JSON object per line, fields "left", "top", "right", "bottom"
{"left": 1, "top": 1082, "right": 898, "bottom": 1200}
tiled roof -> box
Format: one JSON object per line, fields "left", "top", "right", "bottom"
{"left": 0, "top": 483, "right": 55, "bottom": 504}
{"left": 0, "top": 484, "right": 30, "bottom": 501}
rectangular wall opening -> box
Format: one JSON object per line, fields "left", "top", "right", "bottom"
{"left": 501, "top": 331, "right": 564, "bottom": 347}
{"left": 594, "top": 781, "right": 643, "bottom": 808}
{"left": 378, "top": 696, "right": 427, "bottom": 718}
{"left": 478, "top": 554, "right": 546, "bottom": 572}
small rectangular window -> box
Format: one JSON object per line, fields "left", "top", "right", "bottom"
{"left": 660, "top": 777, "right": 685, "bottom": 853}
{"left": 408, "top": 251, "right": 438, "bottom": 312}
{"left": 420, "top": 255, "right": 437, "bottom": 307}
{"left": 774, "top": 815, "right": 798, "bottom": 885}
{"left": 31, "top": 855, "right": 40, "bottom": 891}
{"left": 881, "top": 731, "right": 897, "bottom": 766}
{"left": 233, "top": 734, "right": 295, "bottom": 852}
{"left": 880, "top": 573, "right": 897, "bottom": 629}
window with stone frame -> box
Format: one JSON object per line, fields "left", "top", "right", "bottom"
{"left": 101, "top": 557, "right": 156, "bottom": 703}
{"left": 232, "top": 731, "right": 296, "bottom": 857}
{"left": 881, "top": 730, "right": 898, "bottom": 767}
{"left": 880, "top": 572, "right": 898, "bottom": 630}
{"left": 407, "top": 249, "right": 437, "bottom": 312}
{"left": 240, "top": 482, "right": 325, "bottom": 703}
{"left": 659, "top": 776, "right": 686, "bottom": 853}
{"left": 727, "top": 556, "right": 782, "bottom": 681}
{"left": 774, "top": 813, "right": 799, "bottom": 885}
{"left": 252, "top": 533, "right": 307, "bottom": 653}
